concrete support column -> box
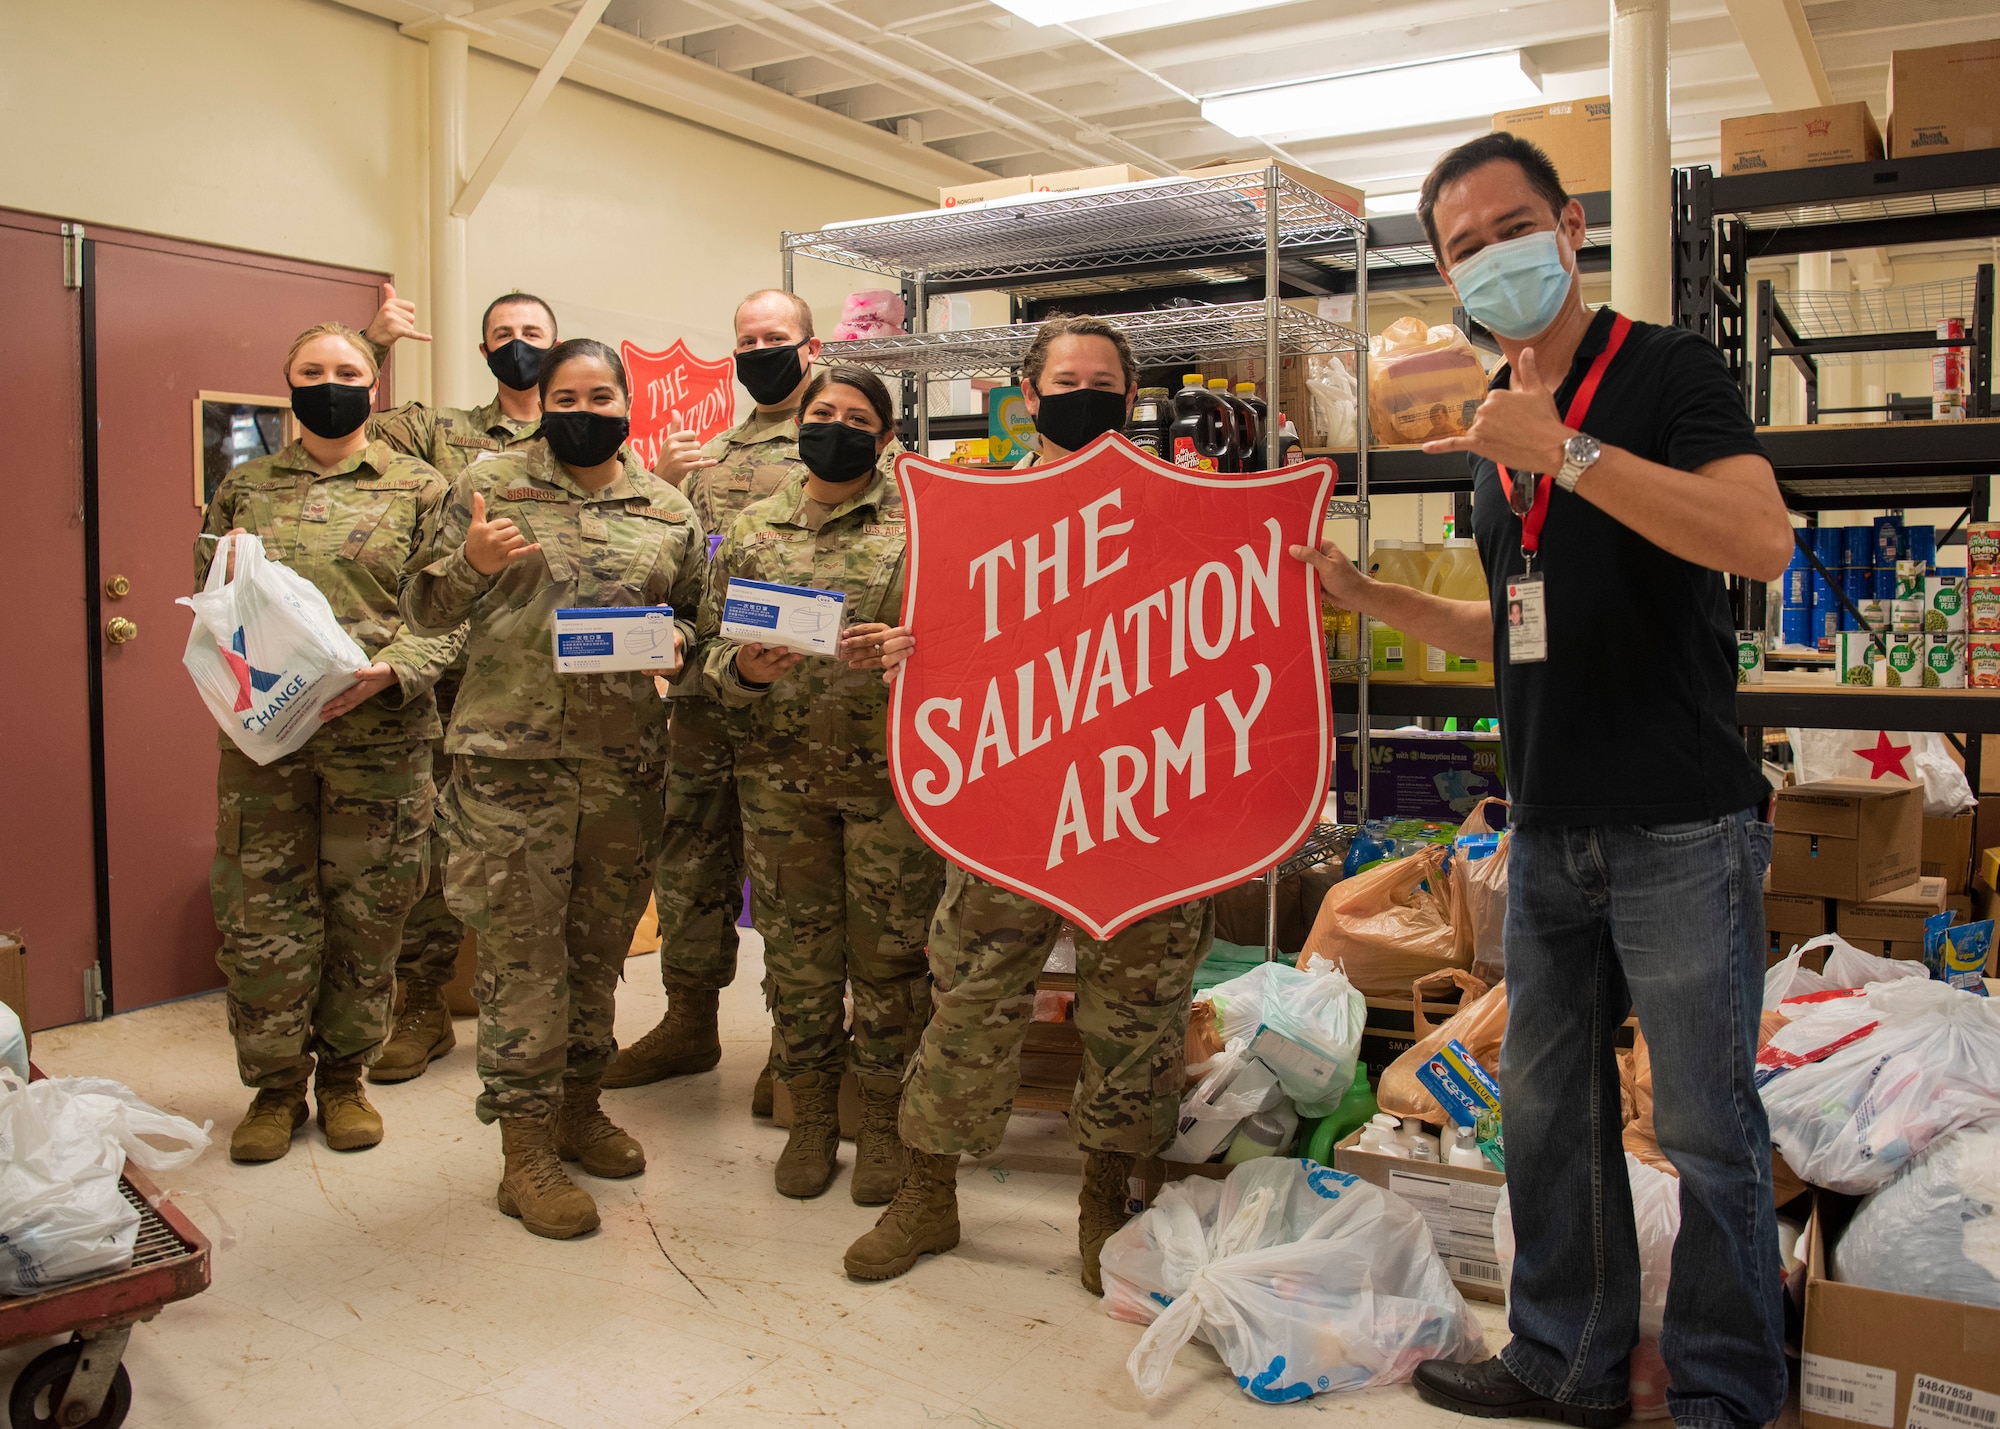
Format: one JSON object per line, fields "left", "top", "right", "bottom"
{"left": 1610, "top": 0, "right": 1671, "bottom": 322}
{"left": 428, "top": 16, "right": 470, "bottom": 408}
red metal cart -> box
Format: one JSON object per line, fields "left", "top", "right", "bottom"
{"left": 0, "top": 1162, "right": 211, "bottom": 1428}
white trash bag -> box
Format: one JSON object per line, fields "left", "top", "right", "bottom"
{"left": 1801, "top": 934, "right": 1930, "bottom": 992}
{"left": 1101, "top": 1158, "right": 1485, "bottom": 1403}
{"left": 1763, "top": 946, "right": 1833, "bottom": 1010}
{"left": 1758, "top": 978, "right": 2000, "bottom": 1194}
{"left": 1785, "top": 727, "right": 1974, "bottom": 817}
{"left": 0, "top": 1071, "right": 211, "bottom": 1294}
{"left": 1831, "top": 1123, "right": 2000, "bottom": 1307}
{"left": 180, "top": 532, "right": 367, "bottom": 766}
{"left": 1197, "top": 961, "right": 1295, "bottom": 1046}
{"left": 0, "top": 1003, "right": 25, "bottom": 1082}
{"left": 1495, "top": 1155, "right": 1679, "bottom": 1419}
{"left": 1262, "top": 957, "right": 1367, "bottom": 1111}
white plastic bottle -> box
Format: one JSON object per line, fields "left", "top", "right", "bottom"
{"left": 1359, "top": 1113, "right": 1410, "bottom": 1156}
{"left": 1399, "top": 1117, "right": 1440, "bottom": 1162}
{"left": 1447, "top": 1125, "right": 1487, "bottom": 1169}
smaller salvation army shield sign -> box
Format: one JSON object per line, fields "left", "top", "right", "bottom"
{"left": 889, "top": 434, "right": 1335, "bottom": 938}
{"left": 619, "top": 339, "right": 737, "bottom": 471}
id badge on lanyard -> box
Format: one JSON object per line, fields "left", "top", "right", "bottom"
{"left": 1495, "top": 313, "right": 1632, "bottom": 666}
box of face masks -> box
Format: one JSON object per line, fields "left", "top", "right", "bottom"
{"left": 720, "top": 578, "right": 846, "bottom": 657}
{"left": 551, "top": 606, "right": 679, "bottom": 674}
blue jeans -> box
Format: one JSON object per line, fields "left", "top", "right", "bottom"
{"left": 1499, "top": 809, "right": 1786, "bottom": 1429}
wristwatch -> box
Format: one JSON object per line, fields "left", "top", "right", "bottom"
{"left": 1552, "top": 433, "right": 1602, "bottom": 492}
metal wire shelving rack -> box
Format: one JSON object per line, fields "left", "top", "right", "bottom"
{"left": 782, "top": 164, "right": 1375, "bottom": 958}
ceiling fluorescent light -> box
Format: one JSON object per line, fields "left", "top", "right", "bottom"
{"left": 1202, "top": 51, "right": 1542, "bottom": 143}
{"left": 1365, "top": 191, "right": 1422, "bottom": 215}
{"left": 989, "top": 0, "right": 1153, "bottom": 25}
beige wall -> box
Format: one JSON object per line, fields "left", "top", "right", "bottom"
{"left": 0, "top": 0, "right": 918, "bottom": 405}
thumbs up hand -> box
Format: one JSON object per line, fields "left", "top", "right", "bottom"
{"left": 465, "top": 491, "right": 542, "bottom": 576}
{"left": 653, "top": 416, "right": 718, "bottom": 488}
{"left": 363, "top": 282, "right": 432, "bottom": 350}
{"left": 1422, "top": 341, "right": 1574, "bottom": 476}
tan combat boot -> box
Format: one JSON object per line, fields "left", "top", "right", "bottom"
{"left": 498, "top": 1116, "right": 600, "bottom": 1239}
{"left": 843, "top": 1150, "right": 961, "bottom": 1280}
{"left": 602, "top": 976, "right": 721, "bottom": 1088}
{"left": 229, "top": 1083, "right": 308, "bottom": 1164}
{"left": 1078, "top": 1149, "right": 1136, "bottom": 1295}
{"left": 850, "top": 1073, "right": 906, "bottom": 1206}
{"left": 315, "top": 1056, "right": 384, "bottom": 1151}
{"left": 774, "top": 1070, "right": 840, "bottom": 1199}
{"left": 751, "top": 1054, "right": 776, "bottom": 1118}
{"left": 369, "top": 979, "right": 455, "bottom": 1083}
{"left": 554, "top": 1075, "right": 646, "bottom": 1178}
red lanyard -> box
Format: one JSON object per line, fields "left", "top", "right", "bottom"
{"left": 1497, "top": 312, "right": 1633, "bottom": 555}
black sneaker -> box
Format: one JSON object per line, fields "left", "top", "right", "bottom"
{"left": 1413, "top": 1358, "right": 1632, "bottom": 1429}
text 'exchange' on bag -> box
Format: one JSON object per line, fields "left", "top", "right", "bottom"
{"left": 888, "top": 435, "right": 1335, "bottom": 938}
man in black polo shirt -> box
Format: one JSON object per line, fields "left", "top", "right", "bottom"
{"left": 1294, "top": 132, "right": 1795, "bottom": 1429}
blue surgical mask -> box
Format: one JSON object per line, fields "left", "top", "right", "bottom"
{"left": 1448, "top": 230, "right": 1573, "bottom": 341}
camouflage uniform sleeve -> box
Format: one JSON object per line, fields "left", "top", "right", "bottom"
{"left": 699, "top": 514, "right": 768, "bottom": 706}
{"left": 367, "top": 399, "right": 441, "bottom": 465}
{"left": 398, "top": 473, "right": 495, "bottom": 636}
{"left": 668, "top": 525, "right": 706, "bottom": 679}
{"left": 374, "top": 621, "right": 468, "bottom": 707}
{"left": 193, "top": 475, "right": 243, "bottom": 588}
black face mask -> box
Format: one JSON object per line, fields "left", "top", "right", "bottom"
{"left": 542, "top": 410, "right": 630, "bottom": 468}
{"left": 290, "top": 382, "right": 373, "bottom": 440}
{"left": 798, "top": 421, "right": 881, "bottom": 485}
{"left": 484, "top": 338, "right": 547, "bottom": 392}
{"left": 735, "top": 341, "right": 808, "bottom": 406}
{"left": 1032, "top": 386, "right": 1129, "bottom": 453}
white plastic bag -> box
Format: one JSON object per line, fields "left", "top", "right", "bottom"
{"left": 1102, "top": 1158, "right": 1485, "bottom": 1402}
{"left": 180, "top": 533, "right": 367, "bottom": 766}
{"left": 1763, "top": 945, "right": 1833, "bottom": 1010}
{"left": 1758, "top": 978, "right": 2000, "bottom": 1193}
{"left": 0, "top": 1003, "right": 25, "bottom": 1081}
{"left": 1494, "top": 1154, "right": 1678, "bottom": 1419}
{"left": 1800, "top": 933, "right": 1930, "bottom": 991}
{"left": 1197, "top": 961, "right": 1295, "bottom": 1046}
{"left": 1306, "top": 351, "right": 1358, "bottom": 450}
{"left": 1165, "top": 1039, "right": 1285, "bottom": 1163}
{"left": 1785, "top": 728, "right": 1975, "bottom": 816}
{"left": 0, "top": 1071, "right": 211, "bottom": 1293}
{"left": 1832, "top": 1124, "right": 2000, "bottom": 1307}
{"left": 1260, "top": 959, "right": 1366, "bottom": 1110}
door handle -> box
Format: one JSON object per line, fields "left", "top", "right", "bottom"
{"left": 105, "top": 574, "right": 131, "bottom": 599}
{"left": 105, "top": 617, "right": 138, "bottom": 645}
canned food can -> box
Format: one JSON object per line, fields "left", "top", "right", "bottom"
{"left": 1882, "top": 631, "right": 1922, "bottom": 687}
{"left": 1895, "top": 559, "right": 1926, "bottom": 601}
{"left": 1893, "top": 599, "right": 1926, "bottom": 632}
{"left": 1835, "top": 631, "right": 1881, "bottom": 687}
{"left": 1842, "top": 525, "right": 1874, "bottom": 569}
{"left": 1925, "top": 575, "right": 1967, "bottom": 632}
{"left": 1926, "top": 633, "right": 1967, "bottom": 689}
{"left": 1969, "top": 524, "right": 2000, "bottom": 577}
{"left": 1906, "top": 525, "right": 1938, "bottom": 572}
{"left": 1970, "top": 579, "right": 2000, "bottom": 632}
{"left": 1856, "top": 598, "right": 1888, "bottom": 631}
{"left": 1971, "top": 636, "right": 2000, "bottom": 689}
{"left": 1780, "top": 606, "right": 1813, "bottom": 648}
{"left": 1736, "top": 633, "right": 1764, "bottom": 685}
{"left": 1873, "top": 515, "right": 1905, "bottom": 567}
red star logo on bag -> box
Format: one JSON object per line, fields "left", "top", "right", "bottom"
{"left": 1851, "top": 730, "right": 1913, "bottom": 780}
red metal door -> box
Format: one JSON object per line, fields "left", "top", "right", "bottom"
{"left": 0, "top": 213, "right": 97, "bottom": 1028}
{"left": 88, "top": 231, "right": 387, "bottom": 1012}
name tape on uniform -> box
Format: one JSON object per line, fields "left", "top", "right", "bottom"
{"left": 721, "top": 578, "right": 846, "bottom": 657}
{"left": 552, "top": 606, "right": 678, "bottom": 674}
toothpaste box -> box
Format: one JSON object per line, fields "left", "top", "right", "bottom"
{"left": 721, "top": 578, "right": 846, "bottom": 657}
{"left": 1414, "top": 1037, "right": 1503, "bottom": 1131}
{"left": 551, "top": 606, "right": 679, "bottom": 674}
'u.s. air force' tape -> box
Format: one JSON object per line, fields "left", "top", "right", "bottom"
{"left": 720, "top": 578, "right": 845, "bottom": 657}
{"left": 551, "top": 606, "right": 678, "bottom": 673}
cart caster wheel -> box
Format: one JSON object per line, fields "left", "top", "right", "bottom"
{"left": 8, "top": 1342, "right": 131, "bottom": 1429}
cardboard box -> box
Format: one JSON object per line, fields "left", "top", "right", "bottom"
{"left": 1978, "top": 795, "right": 2000, "bottom": 864}
{"left": 1721, "top": 103, "right": 1883, "bottom": 175}
{"left": 1771, "top": 780, "right": 1923, "bottom": 901}
{"left": 1924, "top": 812, "right": 1976, "bottom": 891}
{"left": 1766, "top": 884, "right": 1832, "bottom": 961}
{"left": 1492, "top": 96, "right": 1612, "bottom": 193}
{"left": 1948, "top": 893, "right": 1974, "bottom": 923}
{"left": 1799, "top": 1197, "right": 2000, "bottom": 1429}
{"left": 0, "top": 932, "right": 27, "bottom": 1047}
{"left": 1333, "top": 731, "right": 1505, "bottom": 823}
{"left": 938, "top": 176, "right": 1032, "bottom": 208}
{"left": 1890, "top": 40, "right": 2000, "bottom": 158}
{"left": 1359, "top": 993, "right": 1468, "bottom": 1078}
{"left": 1836, "top": 876, "right": 1947, "bottom": 945}
{"left": 1177, "top": 158, "right": 1365, "bottom": 216}
{"left": 551, "top": 606, "right": 678, "bottom": 674}
{"left": 719, "top": 579, "right": 845, "bottom": 657}
{"left": 1837, "top": 936, "right": 1926, "bottom": 961}
{"left": 1335, "top": 1129, "right": 1505, "bottom": 1302}
{"left": 1978, "top": 845, "right": 2000, "bottom": 892}
{"left": 1030, "top": 163, "right": 1157, "bottom": 193}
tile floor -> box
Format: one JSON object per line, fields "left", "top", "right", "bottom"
{"left": 9, "top": 931, "right": 1522, "bottom": 1427}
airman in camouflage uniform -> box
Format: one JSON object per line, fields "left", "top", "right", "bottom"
{"left": 199, "top": 436, "right": 462, "bottom": 1164}
{"left": 402, "top": 424, "right": 704, "bottom": 1240}
{"left": 700, "top": 449, "right": 944, "bottom": 1204}
{"left": 362, "top": 295, "right": 554, "bottom": 1082}
{"left": 605, "top": 409, "right": 803, "bottom": 1096}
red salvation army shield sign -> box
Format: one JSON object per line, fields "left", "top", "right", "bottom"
{"left": 889, "top": 434, "right": 1335, "bottom": 938}
{"left": 619, "top": 339, "right": 737, "bottom": 471}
